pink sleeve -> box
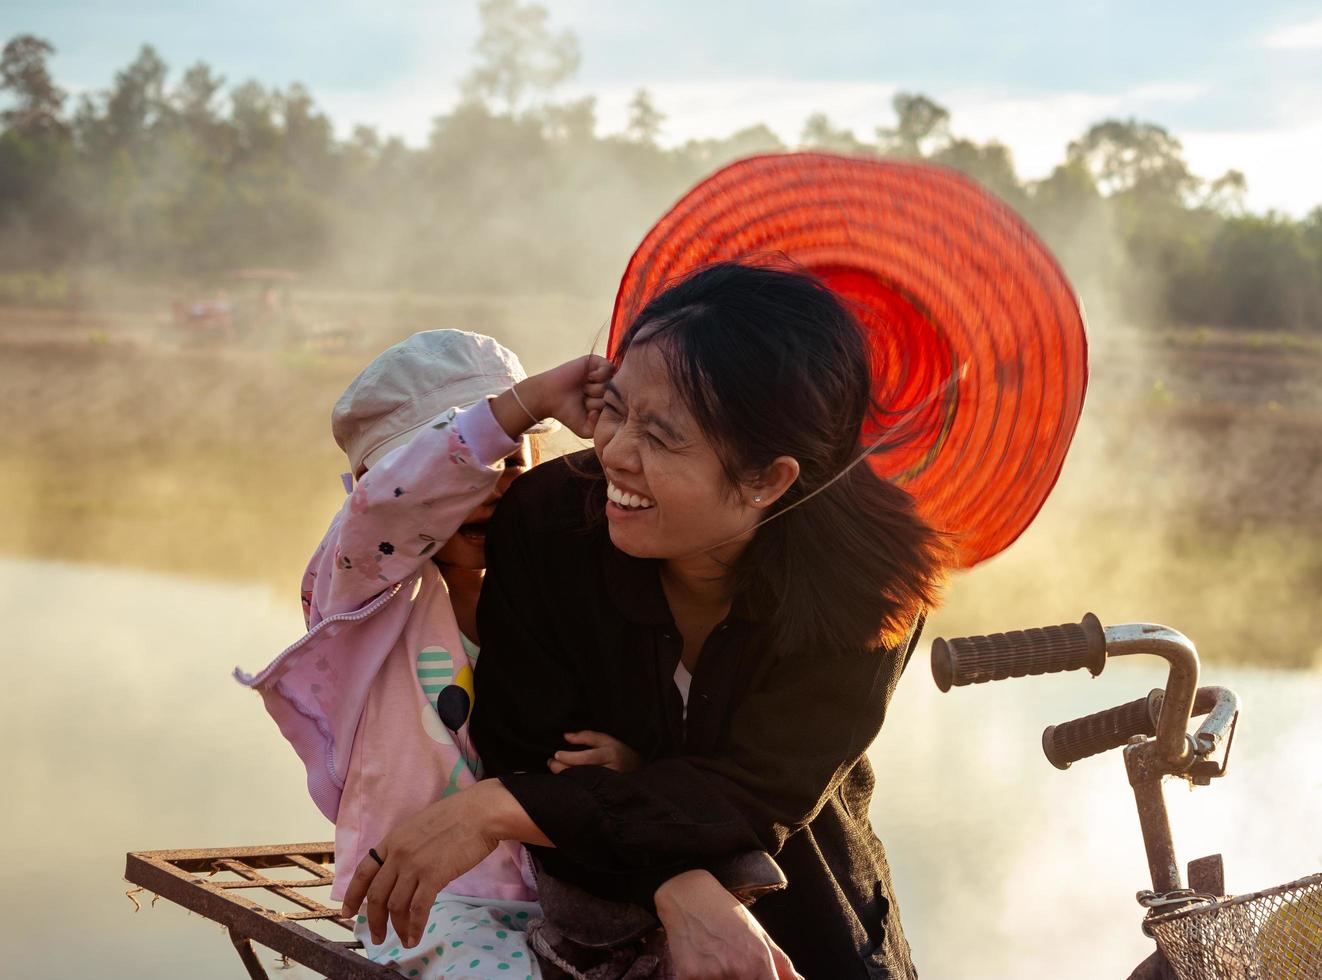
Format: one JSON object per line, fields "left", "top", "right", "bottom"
{"left": 310, "top": 398, "right": 519, "bottom": 618}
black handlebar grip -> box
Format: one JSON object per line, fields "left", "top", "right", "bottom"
{"left": 1042, "top": 686, "right": 1224, "bottom": 770}
{"left": 1042, "top": 690, "right": 1161, "bottom": 770}
{"left": 931, "top": 613, "right": 1106, "bottom": 692}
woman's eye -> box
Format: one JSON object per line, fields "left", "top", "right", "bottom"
{"left": 600, "top": 402, "right": 622, "bottom": 417}
{"left": 644, "top": 431, "right": 667, "bottom": 450}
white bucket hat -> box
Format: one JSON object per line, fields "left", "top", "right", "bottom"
{"left": 332, "top": 329, "right": 556, "bottom": 478}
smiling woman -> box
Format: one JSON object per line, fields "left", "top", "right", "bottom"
{"left": 460, "top": 262, "right": 950, "bottom": 979}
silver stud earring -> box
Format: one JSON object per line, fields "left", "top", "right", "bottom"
{"left": 752, "top": 495, "right": 763, "bottom": 503}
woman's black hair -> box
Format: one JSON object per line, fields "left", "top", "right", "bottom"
{"left": 614, "top": 260, "right": 949, "bottom": 654}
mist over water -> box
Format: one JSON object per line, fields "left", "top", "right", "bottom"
{"left": 2, "top": 557, "right": 1317, "bottom": 980}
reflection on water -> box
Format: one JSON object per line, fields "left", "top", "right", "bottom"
{"left": 2, "top": 557, "right": 1318, "bottom": 980}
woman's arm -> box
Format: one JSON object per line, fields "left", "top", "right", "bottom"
{"left": 341, "top": 784, "right": 799, "bottom": 978}
{"left": 656, "top": 871, "right": 802, "bottom": 980}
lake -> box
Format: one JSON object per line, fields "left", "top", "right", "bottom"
{"left": 1, "top": 556, "right": 1317, "bottom": 979}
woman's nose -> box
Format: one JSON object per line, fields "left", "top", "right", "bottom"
{"left": 599, "top": 423, "right": 640, "bottom": 473}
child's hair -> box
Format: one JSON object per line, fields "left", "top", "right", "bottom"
{"left": 613, "top": 261, "right": 949, "bottom": 653}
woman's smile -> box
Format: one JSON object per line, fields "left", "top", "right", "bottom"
{"left": 605, "top": 479, "right": 655, "bottom": 513}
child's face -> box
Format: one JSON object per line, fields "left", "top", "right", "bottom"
{"left": 434, "top": 440, "right": 532, "bottom": 571}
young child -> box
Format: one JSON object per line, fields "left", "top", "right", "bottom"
{"left": 236, "top": 329, "right": 630, "bottom": 979}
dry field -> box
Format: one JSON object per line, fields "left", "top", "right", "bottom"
{"left": 3, "top": 299, "right": 1320, "bottom": 666}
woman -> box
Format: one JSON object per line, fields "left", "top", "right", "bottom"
{"left": 343, "top": 262, "right": 948, "bottom": 978}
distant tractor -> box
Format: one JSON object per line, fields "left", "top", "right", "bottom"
{"left": 171, "top": 268, "right": 298, "bottom": 344}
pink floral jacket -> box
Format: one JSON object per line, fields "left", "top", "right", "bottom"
{"left": 235, "top": 399, "right": 535, "bottom": 903}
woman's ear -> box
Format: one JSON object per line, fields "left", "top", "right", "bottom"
{"left": 747, "top": 456, "right": 800, "bottom": 509}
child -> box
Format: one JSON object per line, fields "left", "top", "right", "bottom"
{"left": 237, "top": 329, "right": 630, "bottom": 979}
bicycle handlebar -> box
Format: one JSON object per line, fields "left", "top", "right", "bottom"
{"left": 930, "top": 613, "right": 1107, "bottom": 692}
{"left": 1042, "top": 687, "right": 1227, "bottom": 769}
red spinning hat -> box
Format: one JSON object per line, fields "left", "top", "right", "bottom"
{"left": 609, "top": 152, "right": 1088, "bottom": 568}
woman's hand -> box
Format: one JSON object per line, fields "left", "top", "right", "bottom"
{"left": 339, "top": 781, "right": 540, "bottom": 950}
{"left": 655, "top": 870, "right": 801, "bottom": 980}
{"left": 547, "top": 730, "right": 642, "bottom": 773}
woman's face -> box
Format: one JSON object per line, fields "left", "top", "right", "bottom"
{"left": 593, "top": 340, "right": 762, "bottom": 562}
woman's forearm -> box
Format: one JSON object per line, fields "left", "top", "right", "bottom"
{"left": 655, "top": 870, "right": 800, "bottom": 979}
{"left": 481, "top": 779, "right": 553, "bottom": 847}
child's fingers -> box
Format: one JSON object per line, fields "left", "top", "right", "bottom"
{"left": 563, "top": 730, "right": 611, "bottom": 747}
{"left": 553, "top": 747, "right": 611, "bottom": 766}
{"left": 585, "top": 355, "right": 613, "bottom": 382}
{"left": 547, "top": 758, "right": 568, "bottom": 774}
{"left": 584, "top": 382, "right": 608, "bottom": 399}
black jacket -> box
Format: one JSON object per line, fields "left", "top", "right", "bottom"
{"left": 471, "top": 453, "right": 920, "bottom": 980}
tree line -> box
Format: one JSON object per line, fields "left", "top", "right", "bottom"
{"left": 2, "top": 0, "right": 1320, "bottom": 329}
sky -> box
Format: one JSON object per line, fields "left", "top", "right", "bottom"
{"left": 8, "top": 0, "right": 1322, "bottom": 215}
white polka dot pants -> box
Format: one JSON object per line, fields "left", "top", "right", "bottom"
{"left": 354, "top": 893, "right": 543, "bottom": 979}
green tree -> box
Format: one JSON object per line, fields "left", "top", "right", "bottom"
{"left": 460, "top": 0, "right": 580, "bottom": 113}
{"left": 0, "top": 34, "right": 67, "bottom": 136}
{"left": 1066, "top": 118, "right": 1196, "bottom": 202}
{"left": 1, "top": 18, "right": 1320, "bottom": 331}
{"left": 625, "top": 88, "right": 664, "bottom": 145}
{"left": 537, "top": 95, "right": 597, "bottom": 144}
{"left": 876, "top": 92, "right": 950, "bottom": 157}
{"left": 172, "top": 62, "right": 228, "bottom": 154}
{"left": 932, "top": 138, "right": 1023, "bottom": 206}
{"left": 1202, "top": 215, "right": 1316, "bottom": 327}
{"left": 800, "top": 112, "right": 868, "bottom": 154}
{"left": 102, "top": 44, "right": 170, "bottom": 152}
{"left": 1202, "top": 168, "right": 1248, "bottom": 216}
{"left": 681, "top": 124, "right": 786, "bottom": 170}
{"left": 278, "top": 83, "right": 335, "bottom": 179}
{"left": 228, "top": 80, "right": 280, "bottom": 161}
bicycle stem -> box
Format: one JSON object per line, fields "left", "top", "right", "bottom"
{"left": 1102, "top": 624, "right": 1199, "bottom": 768}
{"left": 1101, "top": 624, "right": 1201, "bottom": 895}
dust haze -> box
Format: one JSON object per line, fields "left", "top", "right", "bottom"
{"left": 2, "top": 3, "right": 1319, "bottom": 669}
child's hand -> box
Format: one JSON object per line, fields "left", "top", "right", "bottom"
{"left": 547, "top": 730, "right": 642, "bottom": 773}
{"left": 517, "top": 354, "right": 613, "bottom": 439}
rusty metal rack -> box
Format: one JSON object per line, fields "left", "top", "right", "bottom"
{"left": 124, "top": 842, "right": 399, "bottom": 980}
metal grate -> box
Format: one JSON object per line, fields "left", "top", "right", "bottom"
{"left": 124, "top": 842, "right": 398, "bottom": 980}
{"left": 1145, "top": 872, "right": 1322, "bottom": 980}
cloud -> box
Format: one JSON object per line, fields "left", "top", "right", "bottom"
{"left": 1261, "top": 15, "right": 1322, "bottom": 50}
{"left": 1181, "top": 121, "right": 1322, "bottom": 216}
{"left": 318, "top": 78, "right": 460, "bottom": 146}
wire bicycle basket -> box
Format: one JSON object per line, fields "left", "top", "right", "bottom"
{"left": 1143, "top": 872, "right": 1322, "bottom": 980}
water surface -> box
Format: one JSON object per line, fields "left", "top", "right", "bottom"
{"left": 2, "top": 558, "right": 1317, "bottom": 979}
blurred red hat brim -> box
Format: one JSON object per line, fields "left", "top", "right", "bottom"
{"left": 609, "top": 152, "right": 1088, "bottom": 568}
